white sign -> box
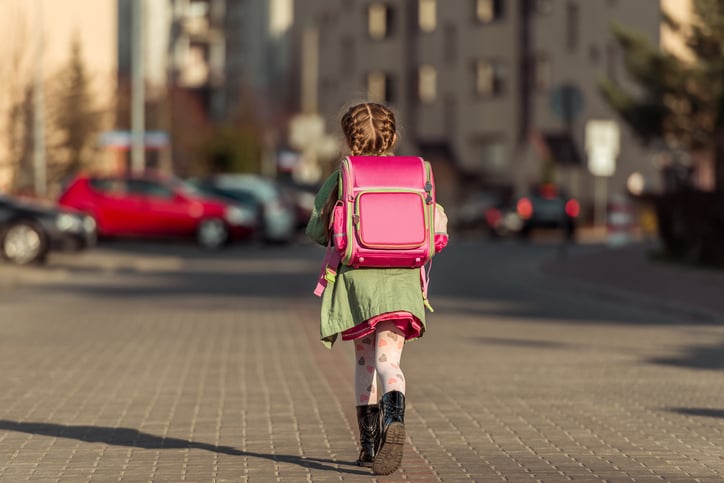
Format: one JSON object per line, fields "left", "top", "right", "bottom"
{"left": 289, "top": 114, "right": 325, "bottom": 151}
{"left": 585, "top": 120, "right": 620, "bottom": 177}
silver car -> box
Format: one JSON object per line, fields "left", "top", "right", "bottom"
{"left": 191, "top": 174, "right": 297, "bottom": 244}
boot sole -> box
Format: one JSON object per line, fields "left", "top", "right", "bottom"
{"left": 372, "top": 422, "right": 405, "bottom": 475}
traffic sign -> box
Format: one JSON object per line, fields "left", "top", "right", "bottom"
{"left": 585, "top": 120, "right": 620, "bottom": 177}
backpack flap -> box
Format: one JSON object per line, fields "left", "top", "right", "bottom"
{"left": 356, "top": 190, "right": 427, "bottom": 249}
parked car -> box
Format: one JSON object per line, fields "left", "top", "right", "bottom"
{"left": 279, "top": 181, "right": 317, "bottom": 230}
{"left": 58, "top": 173, "right": 257, "bottom": 249}
{"left": 514, "top": 183, "right": 580, "bottom": 241}
{"left": 456, "top": 191, "right": 504, "bottom": 233}
{"left": 189, "top": 174, "right": 296, "bottom": 244}
{"left": 0, "top": 194, "right": 96, "bottom": 265}
{"left": 484, "top": 201, "right": 524, "bottom": 239}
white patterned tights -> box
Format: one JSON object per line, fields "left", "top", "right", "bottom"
{"left": 353, "top": 320, "right": 406, "bottom": 405}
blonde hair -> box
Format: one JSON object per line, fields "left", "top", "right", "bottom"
{"left": 321, "top": 103, "right": 399, "bottom": 231}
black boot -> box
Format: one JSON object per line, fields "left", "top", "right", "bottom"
{"left": 372, "top": 391, "right": 406, "bottom": 475}
{"left": 355, "top": 404, "right": 381, "bottom": 467}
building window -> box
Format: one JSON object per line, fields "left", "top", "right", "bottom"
{"left": 475, "top": 0, "right": 504, "bottom": 24}
{"left": 188, "top": 0, "right": 210, "bottom": 18}
{"left": 419, "top": 0, "right": 436, "bottom": 32}
{"left": 566, "top": 2, "right": 579, "bottom": 51}
{"left": 533, "top": 53, "right": 552, "bottom": 91}
{"left": 418, "top": 65, "right": 437, "bottom": 103}
{"left": 474, "top": 59, "right": 506, "bottom": 96}
{"left": 368, "top": 71, "right": 395, "bottom": 104}
{"left": 368, "top": 4, "right": 394, "bottom": 40}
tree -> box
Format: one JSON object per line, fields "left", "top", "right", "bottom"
{"left": 0, "top": 7, "right": 35, "bottom": 193}
{"left": 52, "top": 36, "right": 100, "bottom": 179}
{"left": 599, "top": 0, "right": 724, "bottom": 191}
{"left": 6, "top": 85, "right": 35, "bottom": 193}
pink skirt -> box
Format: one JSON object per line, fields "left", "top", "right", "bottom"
{"left": 341, "top": 311, "right": 423, "bottom": 341}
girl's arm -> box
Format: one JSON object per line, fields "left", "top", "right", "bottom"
{"left": 305, "top": 171, "right": 339, "bottom": 246}
{"left": 434, "top": 203, "right": 449, "bottom": 253}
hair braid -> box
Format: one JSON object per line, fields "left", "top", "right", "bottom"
{"left": 341, "top": 102, "right": 398, "bottom": 157}
{"left": 322, "top": 102, "right": 399, "bottom": 232}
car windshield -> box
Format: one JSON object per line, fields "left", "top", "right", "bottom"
{"left": 171, "top": 177, "right": 205, "bottom": 197}
{"left": 218, "top": 177, "right": 279, "bottom": 202}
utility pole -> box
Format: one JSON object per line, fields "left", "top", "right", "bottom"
{"left": 131, "top": 0, "right": 145, "bottom": 173}
{"left": 33, "top": 0, "right": 46, "bottom": 197}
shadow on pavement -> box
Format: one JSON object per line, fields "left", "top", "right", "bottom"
{"left": 667, "top": 408, "right": 724, "bottom": 419}
{"left": 647, "top": 339, "right": 724, "bottom": 370}
{"left": 473, "top": 336, "right": 569, "bottom": 349}
{"left": 0, "top": 420, "right": 369, "bottom": 476}
{"left": 19, "top": 239, "right": 722, "bottom": 327}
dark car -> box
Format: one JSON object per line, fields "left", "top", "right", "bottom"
{"left": 0, "top": 194, "right": 96, "bottom": 265}
{"left": 515, "top": 183, "right": 580, "bottom": 241}
{"left": 456, "top": 191, "right": 504, "bottom": 233}
{"left": 189, "top": 174, "right": 296, "bottom": 244}
{"left": 58, "top": 172, "right": 257, "bottom": 249}
{"left": 484, "top": 200, "right": 524, "bottom": 239}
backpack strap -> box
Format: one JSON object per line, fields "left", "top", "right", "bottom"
{"left": 420, "top": 260, "right": 434, "bottom": 312}
{"left": 314, "top": 243, "right": 341, "bottom": 297}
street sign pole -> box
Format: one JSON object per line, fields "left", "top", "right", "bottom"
{"left": 595, "top": 175, "right": 607, "bottom": 230}
{"left": 131, "top": 0, "right": 145, "bottom": 174}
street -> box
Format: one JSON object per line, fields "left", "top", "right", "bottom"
{"left": 0, "top": 238, "right": 723, "bottom": 482}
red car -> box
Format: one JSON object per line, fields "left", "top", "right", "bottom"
{"left": 58, "top": 173, "right": 257, "bottom": 248}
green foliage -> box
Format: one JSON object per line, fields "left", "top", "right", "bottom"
{"left": 7, "top": 85, "right": 35, "bottom": 193}
{"left": 600, "top": 1, "right": 724, "bottom": 189}
{"left": 54, "top": 36, "right": 100, "bottom": 177}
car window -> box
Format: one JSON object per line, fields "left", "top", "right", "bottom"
{"left": 89, "top": 178, "right": 126, "bottom": 195}
{"left": 173, "top": 178, "right": 204, "bottom": 197}
{"left": 217, "top": 177, "right": 279, "bottom": 202}
{"left": 219, "top": 188, "right": 258, "bottom": 205}
{"left": 127, "top": 180, "right": 174, "bottom": 199}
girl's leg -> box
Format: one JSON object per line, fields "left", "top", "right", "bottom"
{"left": 353, "top": 335, "right": 381, "bottom": 467}
{"left": 354, "top": 335, "right": 379, "bottom": 405}
{"left": 374, "top": 320, "right": 406, "bottom": 394}
{"left": 372, "top": 320, "right": 407, "bottom": 475}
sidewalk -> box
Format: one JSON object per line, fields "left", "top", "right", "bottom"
{"left": 541, "top": 241, "right": 724, "bottom": 322}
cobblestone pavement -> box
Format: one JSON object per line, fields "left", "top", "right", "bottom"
{"left": 0, "top": 240, "right": 723, "bottom": 482}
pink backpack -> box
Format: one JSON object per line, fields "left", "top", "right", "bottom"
{"left": 331, "top": 156, "right": 436, "bottom": 268}
{"left": 313, "top": 156, "right": 448, "bottom": 303}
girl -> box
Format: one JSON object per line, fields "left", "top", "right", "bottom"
{"left": 306, "top": 102, "right": 447, "bottom": 475}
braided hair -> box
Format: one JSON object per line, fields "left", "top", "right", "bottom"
{"left": 340, "top": 103, "right": 398, "bottom": 156}
{"left": 321, "top": 103, "right": 399, "bottom": 231}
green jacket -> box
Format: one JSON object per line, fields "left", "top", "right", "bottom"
{"left": 306, "top": 171, "right": 428, "bottom": 348}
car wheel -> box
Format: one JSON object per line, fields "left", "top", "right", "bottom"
{"left": 197, "top": 218, "right": 228, "bottom": 249}
{"left": 1, "top": 221, "right": 48, "bottom": 265}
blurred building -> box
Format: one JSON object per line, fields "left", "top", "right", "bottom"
{"left": 292, "top": 0, "right": 663, "bottom": 220}
{"left": 116, "top": 0, "right": 293, "bottom": 173}
{"left": 0, "top": 0, "right": 117, "bottom": 194}
{"left": 117, "top": 0, "right": 292, "bottom": 122}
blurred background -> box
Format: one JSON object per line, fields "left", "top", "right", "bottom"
{"left": 0, "top": 0, "right": 723, "bottom": 267}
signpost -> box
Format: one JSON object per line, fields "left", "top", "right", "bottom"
{"left": 585, "top": 120, "right": 620, "bottom": 229}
